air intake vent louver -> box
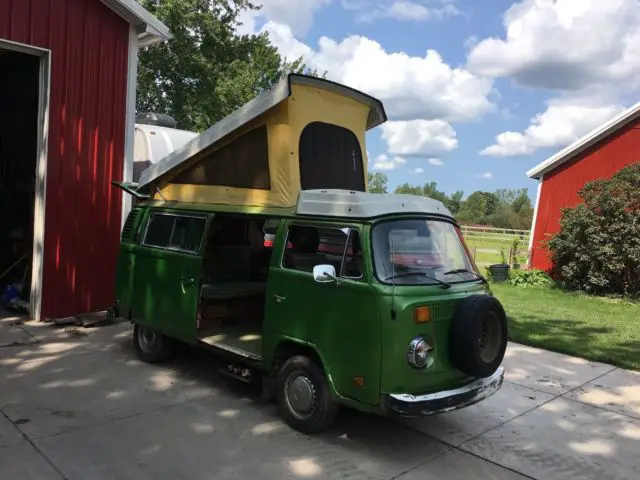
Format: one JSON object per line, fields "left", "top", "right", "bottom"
{"left": 121, "top": 207, "right": 141, "bottom": 241}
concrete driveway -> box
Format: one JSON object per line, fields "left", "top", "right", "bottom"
{"left": 1, "top": 318, "right": 639, "bottom": 480}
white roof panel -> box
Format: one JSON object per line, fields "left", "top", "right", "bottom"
{"left": 295, "top": 189, "right": 454, "bottom": 220}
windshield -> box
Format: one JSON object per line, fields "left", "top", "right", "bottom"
{"left": 372, "top": 219, "right": 479, "bottom": 286}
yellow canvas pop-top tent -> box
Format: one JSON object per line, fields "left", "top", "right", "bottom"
{"left": 136, "top": 74, "right": 387, "bottom": 208}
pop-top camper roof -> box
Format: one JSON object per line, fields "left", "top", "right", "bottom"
{"left": 135, "top": 74, "right": 387, "bottom": 208}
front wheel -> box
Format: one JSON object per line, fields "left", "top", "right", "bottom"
{"left": 133, "top": 324, "right": 174, "bottom": 363}
{"left": 276, "top": 355, "right": 339, "bottom": 434}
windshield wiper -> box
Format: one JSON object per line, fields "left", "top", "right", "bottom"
{"left": 443, "top": 269, "right": 487, "bottom": 283}
{"left": 384, "top": 271, "right": 451, "bottom": 289}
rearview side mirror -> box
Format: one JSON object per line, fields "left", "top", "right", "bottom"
{"left": 313, "top": 264, "right": 337, "bottom": 283}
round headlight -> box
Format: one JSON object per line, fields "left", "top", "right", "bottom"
{"left": 407, "top": 337, "right": 433, "bottom": 369}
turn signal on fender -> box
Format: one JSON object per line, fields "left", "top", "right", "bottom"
{"left": 352, "top": 376, "right": 366, "bottom": 388}
{"left": 414, "top": 306, "right": 431, "bottom": 323}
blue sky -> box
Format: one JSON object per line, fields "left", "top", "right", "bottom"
{"left": 238, "top": 0, "right": 640, "bottom": 199}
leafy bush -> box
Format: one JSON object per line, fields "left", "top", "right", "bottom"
{"left": 511, "top": 236, "right": 521, "bottom": 267}
{"left": 499, "top": 246, "right": 507, "bottom": 264}
{"left": 547, "top": 163, "right": 640, "bottom": 295}
{"left": 509, "top": 269, "right": 553, "bottom": 288}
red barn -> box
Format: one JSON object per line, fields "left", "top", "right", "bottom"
{"left": 0, "top": 0, "right": 170, "bottom": 321}
{"left": 527, "top": 101, "right": 640, "bottom": 271}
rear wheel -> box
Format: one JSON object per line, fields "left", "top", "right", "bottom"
{"left": 133, "top": 324, "right": 174, "bottom": 363}
{"left": 276, "top": 355, "right": 339, "bottom": 434}
{"left": 449, "top": 295, "right": 508, "bottom": 378}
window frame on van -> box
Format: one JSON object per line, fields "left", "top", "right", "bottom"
{"left": 280, "top": 221, "right": 365, "bottom": 281}
{"left": 140, "top": 210, "right": 209, "bottom": 256}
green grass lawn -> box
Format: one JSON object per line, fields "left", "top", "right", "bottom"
{"left": 491, "top": 283, "right": 640, "bottom": 371}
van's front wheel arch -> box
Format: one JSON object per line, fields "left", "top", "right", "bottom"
{"left": 276, "top": 355, "right": 339, "bottom": 434}
{"left": 133, "top": 324, "right": 174, "bottom": 363}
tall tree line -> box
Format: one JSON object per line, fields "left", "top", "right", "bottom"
{"left": 368, "top": 172, "right": 534, "bottom": 230}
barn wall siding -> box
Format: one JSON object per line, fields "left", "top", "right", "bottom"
{"left": 0, "top": 0, "right": 128, "bottom": 318}
{"left": 530, "top": 120, "right": 640, "bottom": 271}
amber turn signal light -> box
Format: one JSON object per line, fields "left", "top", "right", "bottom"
{"left": 414, "top": 306, "right": 431, "bottom": 323}
{"left": 352, "top": 376, "right": 366, "bottom": 388}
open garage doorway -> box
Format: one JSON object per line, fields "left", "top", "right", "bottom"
{"left": 0, "top": 40, "right": 50, "bottom": 321}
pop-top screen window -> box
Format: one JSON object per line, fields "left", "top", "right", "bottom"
{"left": 299, "top": 122, "right": 365, "bottom": 191}
{"left": 170, "top": 125, "right": 270, "bottom": 189}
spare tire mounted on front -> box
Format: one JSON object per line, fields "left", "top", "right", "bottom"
{"left": 449, "top": 294, "right": 508, "bottom": 378}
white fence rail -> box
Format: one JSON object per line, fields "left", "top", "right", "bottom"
{"left": 460, "top": 225, "right": 531, "bottom": 240}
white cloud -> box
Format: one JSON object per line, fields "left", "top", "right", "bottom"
{"left": 467, "top": 0, "right": 640, "bottom": 93}
{"left": 262, "top": 23, "right": 495, "bottom": 123}
{"left": 372, "top": 154, "right": 407, "bottom": 170}
{"left": 383, "top": 1, "right": 432, "bottom": 20}
{"left": 413, "top": 167, "right": 425, "bottom": 174}
{"left": 480, "top": 99, "right": 625, "bottom": 157}
{"left": 347, "top": 0, "right": 461, "bottom": 23}
{"left": 381, "top": 120, "right": 458, "bottom": 155}
{"left": 428, "top": 157, "right": 444, "bottom": 166}
{"left": 261, "top": 22, "right": 315, "bottom": 62}
{"left": 478, "top": 172, "right": 493, "bottom": 180}
{"left": 238, "top": 0, "right": 330, "bottom": 37}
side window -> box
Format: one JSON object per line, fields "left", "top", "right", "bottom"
{"left": 143, "top": 214, "right": 174, "bottom": 248}
{"left": 283, "top": 224, "right": 363, "bottom": 279}
{"left": 143, "top": 213, "right": 205, "bottom": 253}
{"left": 170, "top": 216, "right": 205, "bottom": 252}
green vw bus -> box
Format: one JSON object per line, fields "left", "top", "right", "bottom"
{"left": 114, "top": 189, "right": 507, "bottom": 434}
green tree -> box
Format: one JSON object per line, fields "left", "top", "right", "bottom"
{"left": 136, "top": 0, "right": 320, "bottom": 132}
{"left": 394, "top": 181, "right": 449, "bottom": 203}
{"left": 457, "top": 191, "right": 499, "bottom": 224}
{"left": 367, "top": 172, "right": 388, "bottom": 193}
{"left": 448, "top": 190, "right": 464, "bottom": 215}
{"left": 421, "top": 182, "right": 449, "bottom": 204}
{"left": 510, "top": 190, "right": 532, "bottom": 214}
{"left": 394, "top": 183, "right": 425, "bottom": 196}
{"left": 484, "top": 204, "right": 521, "bottom": 229}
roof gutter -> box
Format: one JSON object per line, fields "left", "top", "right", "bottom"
{"left": 101, "top": 0, "right": 172, "bottom": 47}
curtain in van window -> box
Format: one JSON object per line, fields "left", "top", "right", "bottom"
{"left": 299, "top": 122, "right": 365, "bottom": 191}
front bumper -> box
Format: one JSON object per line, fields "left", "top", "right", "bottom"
{"left": 384, "top": 366, "right": 505, "bottom": 417}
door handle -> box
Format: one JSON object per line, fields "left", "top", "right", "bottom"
{"left": 273, "top": 294, "right": 286, "bottom": 303}
{"left": 181, "top": 277, "right": 195, "bottom": 287}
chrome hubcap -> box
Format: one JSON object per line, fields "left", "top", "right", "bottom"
{"left": 285, "top": 373, "right": 316, "bottom": 419}
{"left": 138, "top": 327, "right": 157, "bottom": 353}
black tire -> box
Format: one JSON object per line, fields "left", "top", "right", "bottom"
{"left": 449, "top": 294, "right": 508, "bottom": 378}
{"left": 276, "top": 355, "right": 339, "bottom": 434}
{"left": 133, "top": 324, "right": 174, "bottom": 363}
